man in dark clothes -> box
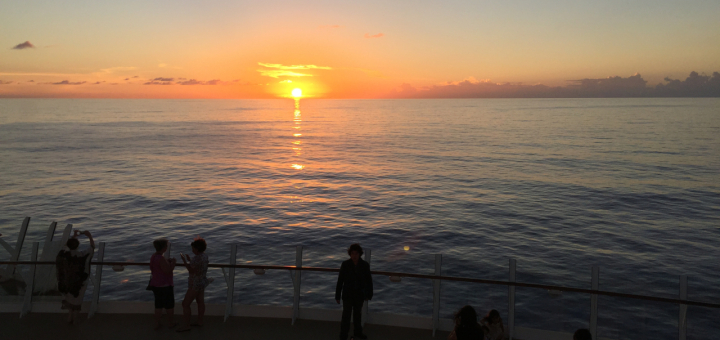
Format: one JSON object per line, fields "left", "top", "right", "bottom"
{"left": 336, "top": 243, "right": 373, "bottom": 340}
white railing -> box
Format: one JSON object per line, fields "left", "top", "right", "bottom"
{"left": 2, "top": 217, "right": 717, "bottom": 340}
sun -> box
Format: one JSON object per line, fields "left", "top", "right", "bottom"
{"left": 291, "top": 88, "right": 302, "bottom": 98}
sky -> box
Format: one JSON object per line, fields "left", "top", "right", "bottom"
{"left": 1, "top": 0, "right": 719, "bottom": 98}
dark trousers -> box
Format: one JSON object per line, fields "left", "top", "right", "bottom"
{"left": 339, "top": 297, "right": 364, "bottom": 339}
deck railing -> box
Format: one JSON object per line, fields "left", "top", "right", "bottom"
{"left": 1, "top": 242, "right": 718, "bottom": 340}
{"left": 2, "top": 218, "right": 717, "bottom": 339}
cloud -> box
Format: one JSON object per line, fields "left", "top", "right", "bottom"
{"left": 389, "top": 72, "right": 720, "bottom": 98}
{"left": 0, "top": 80, "right": 14, "bottom": 85}
{"left": 144, "top": 81, "right": 173, "bottom": 85}
{"left": 12, "top": 41, "right": 35, "bottom": 50}
{"left": 257, "top": 62, "right": 331, "bottom": 78}
{"left": 258, "top": 63, "right": 331, "bottom": 70}
{"left": 153, "top": 77, "right": 174, "bottom": 82}
{"left": 132, "top": 76, "right": 139, "bottom": 78}
{"left": 28, "top": 80, "right": 34, "bottom": 82}
{"left": 655, "top": 71, "right": 720, "bottom": 97}
{"left": 258, "top": 70, "right": 313, "bottom": 78}
{"left": 178, "top": 79, "right": 222, "bottom": 85}
{"left": 124, "top": 78, "right": 129, "bottom": 81}
{"left": 92, "top": 81, "right": 106, "bottom": 85}
{"left": 45, "top": 80, "right": 87, "bottom": 85}
{"left": 364, "top": 33, "right": 384, "bottom": 39}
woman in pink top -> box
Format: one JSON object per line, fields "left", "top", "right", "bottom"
{"left": 149, "top": 238, "right": 177, "bottom": 329}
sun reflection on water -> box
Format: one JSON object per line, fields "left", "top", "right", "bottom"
{"left": 291, "top": 98, "right": 304, "bottom": 170}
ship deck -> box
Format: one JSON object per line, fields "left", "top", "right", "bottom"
{"left": 0, "top": 312, "right": 450, "bottom": 340}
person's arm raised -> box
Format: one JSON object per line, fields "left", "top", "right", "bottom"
{"left": 83, "top": 231, "right": 95, "bottom": 249}
{"left": 181, "top": 254, "right": 196, "bottom": 274}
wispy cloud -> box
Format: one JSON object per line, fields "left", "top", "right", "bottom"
{"left": 364, "top": 33, "right": 384, "bottom": 39}
{"left": 44, "top": 80, "right": 87, "bottom": 85}
{"left": 258, "top": 70, "right": 314, "bottom": 78}
{"left": 153, "top": 77, "right": 174, "bottom": 82}
{"left": 257, "top": 62, "right": 331, "bottom": 78}
{"left": 144, "top": 80, "right": 173, "bottom": 85}
{"left": 0, "top": 80, "right": 14, "bottom": 85}
{"left": 12, "top": 41, "right": 35, "bottom": 50}
{"left": 178, "top": 79, "right": 222, "bottom": 85}
{"left": 258, "top": 63, "right": 331, "bottom": 70}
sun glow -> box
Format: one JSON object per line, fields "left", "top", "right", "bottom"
{"left": 291, "top": 88, "right": 302, "bottom": 98}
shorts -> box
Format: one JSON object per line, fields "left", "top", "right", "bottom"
{"left": 151, "top": 286, "right": 175, "bottom": 309}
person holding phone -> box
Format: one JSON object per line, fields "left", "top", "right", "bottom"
{"left": 56, "top": 229, "right": 95, "bottom": 324}
{"left": 176, "top": 236, "right": 209, "bottom": 332}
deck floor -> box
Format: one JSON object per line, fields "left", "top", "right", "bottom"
{"left": 0, "top": 312, "right": 451, "bottom": 340}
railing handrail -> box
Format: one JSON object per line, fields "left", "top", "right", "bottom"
{"left": 2, "top": 260, "right": 718, "bottom": 309}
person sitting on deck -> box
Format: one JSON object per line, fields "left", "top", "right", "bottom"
{"left": 177, "top": 236, "right": 209, "bottom": 332}
{"left": 148, "top": 238, "right": 177, "bottom": 329}
{"left": 336, "top": 243, "right": 373, "bottom": 340}
{"left": 480, "top": 309, "right": 505, "bottom": 340}
{"left": 574, "top": 328, "right": 592, "bottom": 340}
{"left": 449, "top": 305, "right": 485, "bottom": 340}
{"left": 56, "top": 229, "right": 95, "bottom": 325}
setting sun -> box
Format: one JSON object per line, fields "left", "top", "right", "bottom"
{"left": 291, "top": 88, "right": 302, "bottom": 98}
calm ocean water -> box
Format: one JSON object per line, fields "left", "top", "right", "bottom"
{"left": 1, "top": 98, "right": 719, "bottom": 338}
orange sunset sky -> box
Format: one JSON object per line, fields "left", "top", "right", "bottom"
{"left": 1, "top": 1, "right": 719, "bottom": 99}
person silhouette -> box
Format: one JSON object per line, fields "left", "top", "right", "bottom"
{"left": 336, "top": 243, "right": 373, "bottom": 340}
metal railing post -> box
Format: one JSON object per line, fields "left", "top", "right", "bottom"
{"left": 292, "top": 245, "right": 303, "bottom": 325}
{"left": 508, "top": 258, "right": 516, "bottom": 340}
{"left": 590, "top": 266, "right": 599, "bottom": 340}
{"left": 224, "top": 244, "right": 237, "bottom": 322}
{"left": 362, "top": 248, "right": 371, "bottom": 327}
{"left": 20, "top": 242, "right": 39, "bottom": 318}
{"left": 432, "top": 254, "right": 442, "bottom": 336}
{"left": 4, "top": 217, "right": 30, "bottom": 279}
{"left": 679, "top": 275, "right": 687, "bottom": 340}
{"left": 88, "top": 242, "right": 105, "bottom": 318}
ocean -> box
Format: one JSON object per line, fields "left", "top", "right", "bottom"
{"left": 1, "top": 98, "right": 718, "bottom": 339}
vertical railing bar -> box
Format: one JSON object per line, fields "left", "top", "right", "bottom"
{"left": 432, "top": 254, "right": 442, "bottom": 336}
{"left": 20, "top": 242, "right": 39, "bottom": 318}
{"left": 590, "top": 266, "right": 599, "bottom": 340}
{"left": 224, "top": 244, "right": 237, "bottom": 322}
{"left": 8, "top": 217, "right": 30, "bottom": 278}
{"left": 362, "top": 248, "right": 371, "bottom": 327}
{"left": 508, "top": 258, "right": 516, "bottom": 340}
{"left": 88, "top": 242, "right": 105, "bottom": 318}
{"left": 679, "top": 275, "right": 687, "bottom": 340}
{"left": 292, "top": 245, "right": 303, "bottom": 325}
